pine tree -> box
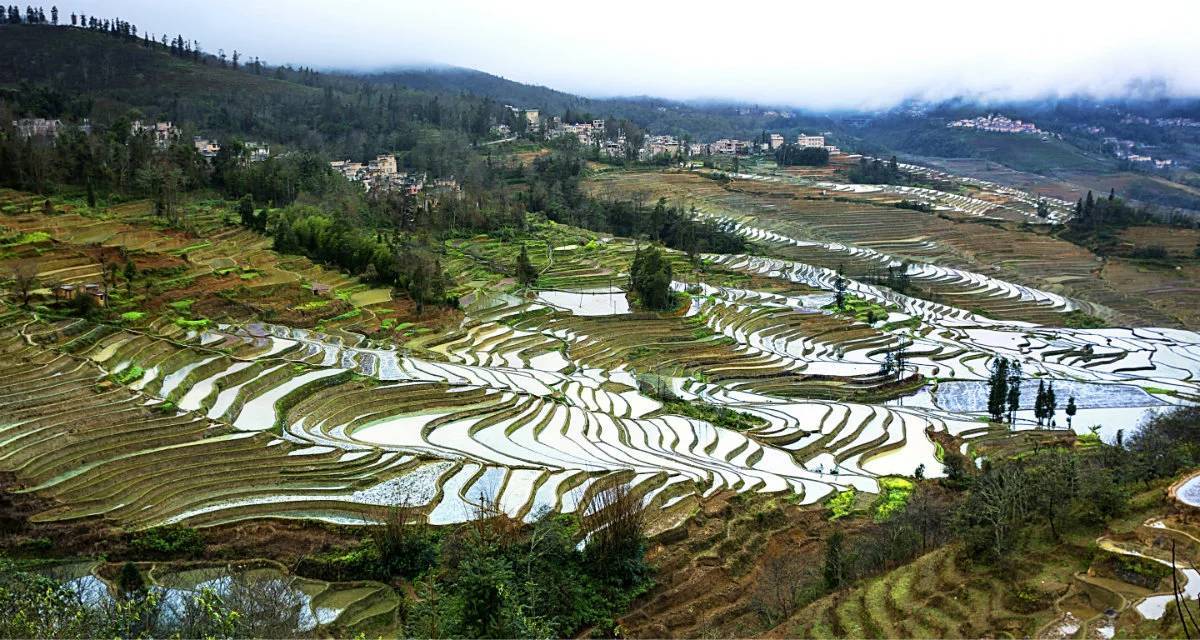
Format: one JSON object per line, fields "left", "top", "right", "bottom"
{"left": 1065, "top": 396, "right": 1077, "bottom": 429}
{"left": 1045, "top": 383, "right": 1057, "bottom": 427}
{"left": 515, "top": 244, "right": 537, "bottom": 287}
{"left": 834, "top": 265, "right": 847, "bottom": 310}
{"left": 987, "top": 358, "right": 1009, "bottom": 422}
{"left": 1034, "top": 380, "right": 1047, "bottom": 426}
{"left": 1006, "top": 361, "right": 1022, "bottom": 424}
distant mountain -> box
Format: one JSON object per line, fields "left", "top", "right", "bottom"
{"left": 352, "top": 66, "right": 593, "bottom": 114}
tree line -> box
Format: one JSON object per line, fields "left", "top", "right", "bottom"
{"left": 774, "top": 144, "right": 829, "bottom": 166}
{"left": 525, "top": 140, "right": 745, "bottom": 255}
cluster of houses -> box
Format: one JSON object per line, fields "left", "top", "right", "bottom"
{"left": 947, "top": 114, "right": 1049, "bottom": 136}
{"left": 190, "top": 136, "right": 269, "bottom": 162}
{"left": 128, "top": 121, "right": 270, "bottom": 162}
{"left": 692, "top": 133, "right": 835, "bottom": 157}
{"left": 330, "top": 154, "right": 460, "bottom": 195}
{"left": 130, "top": 120, "right": 179, "bottom": 149}
{"left": 52, "top": 282, "right": 107, "bottom": 306}
{"left": 1102, "top": 137, "right": 1173, "bottom": 168}
{"left": 11, "top": 117, "right": 270, "bottom": 164}
{"left": 1155, "top": 117, "right": 1200, "bottom": 128}
{"left": 11, "top": 117, "right": 68, "bottom": 138}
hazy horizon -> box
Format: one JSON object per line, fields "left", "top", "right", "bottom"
{"left": 67, "top": 0, "right": 1200, "bottom": 110}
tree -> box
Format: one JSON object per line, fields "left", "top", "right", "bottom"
{"left": 1006, "top": 361, "right": 1023, "bottom": 424}
{"left": 960, "top": 464, "right": 1031, "bottom": 559}
{"left": 1034, "top": 380, "right": 1048, "bottom": 427}
{"left": 123, "top": 260, "right": 137, "bottom": 294}
{"left": 834, "top": 265, "right": 847, "bottom": 311}
{"left": 238, "top": 194, "right": 255, "bottom": 227}
{"left": 1045, "top": 383, "right": 1057, "bottom": 427}
{"left": 11, "top": 260, "right": 38, "bottom": 307}
{"left": 1065, "top": 396, "right": 1077, "bottom": 430}
{"left": 1026, "top": 449, "right": 1077, "bottom": 541}
{"left": 987, "top": 358, "right": 1009, "bottom": 422}
{"left": 116, "top": 562, "right": 145, "bottom": 596}
{"left": 822, "top": 531, "right": 845, "bottom": 590}
{"left": 515, "top": 244, "right": 537, "bottom": 287}
{"left": 629, "top": 245, "right": 674, "bottom": 311}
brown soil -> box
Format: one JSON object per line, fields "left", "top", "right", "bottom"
{"left": 620, "top": 492, "right": 869, "bottom": 638}
{"left": 0, "top": 473, "right": 361, "bottom": 567}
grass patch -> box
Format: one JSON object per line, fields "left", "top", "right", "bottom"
{"left": 292, "top": 299, "right": 332, "bottom": 312}
{"left": 828, "top": 489, "right": 856, "bottom": 520}
{"left": 168, "top": 299, "right": 195, "bottom": 312}
{"left": 874, "top": 477, "right": 914, "bottom": 521}
{"left": 174, "top": 317, "right": 211, "bottom": 329}
{"left": 327, "top": 308, "right": 362, "bottom": 323}
{"left": 1060, "top": 309, "right": 1107, "bottom": 329}
{"left": 119, "top": 310, "right": 146, "bottom": 323}
{"left": 0, "top": 231, "right": 51, "bottom": 246}
{"left": 128, "top": 525, "right": 205, "bottom": 558}
{"left": 825, "top": 294, "right": 890, "bottom": 324}
{"left": 110, "top": 365, "right": 145, "bottom": 385}
{"left": 660, "top": 400, "right": 767, "bottom": 431}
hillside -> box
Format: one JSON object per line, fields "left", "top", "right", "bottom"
{"left": 358, "top": 65, "right": 592, "bottom": 113}
{"left": 0, "top": 24, "right": 492, "bottom": 160}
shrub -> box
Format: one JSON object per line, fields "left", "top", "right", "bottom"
{"left": 127, "top": 525, "right": 204, "bottom": 558}
{"left": 119, "top": 311, "right": 146, "bottom": 323}
{"left": 110, "top": 366, "right": 145, "bottom": 386}
{"left": 373, "top": 502, "right": 439, "bottom": 579}
{"left": 827, "top": 489, "right": 856, "bottom": 520}
{"left": 874, "top": 477, "right": 914, "bottom": 521}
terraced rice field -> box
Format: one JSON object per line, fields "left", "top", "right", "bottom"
{"left": 2, "top": 171, "right": 1199, "bottom": 537}
{"left": 587, "top": 170, "right": 1186, "bottom": 328}
{"left": 49, "top": 560, "right": 398, "bottom": 633}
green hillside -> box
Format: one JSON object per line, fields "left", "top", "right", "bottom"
{"left": 0, "top": 24, "right": 493, "bottom": 159}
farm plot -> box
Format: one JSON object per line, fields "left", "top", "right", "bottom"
{"left": 586, "top": 172, "right": 1183, "bottom": 328}
{"left": 2, "top": 166, "right": 1199, "bottom": 539}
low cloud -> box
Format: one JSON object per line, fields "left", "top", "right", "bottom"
{"left": 73, "top": 0, "right": 1200, "bottom": 110}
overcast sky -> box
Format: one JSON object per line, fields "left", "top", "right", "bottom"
{"left": 69, "top": 0, "right": 1200, "bottom": 110}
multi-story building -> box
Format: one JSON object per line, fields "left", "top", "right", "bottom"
{"left": 796, "top": 134, "right": 825, "bottom": 148}
{"left": 12, "top": 118, "right": 63, "bottom": 138}
{"left": 244, "top": 142, "right": 271, "bottom": 162}
{"left": 769, "top": 133, "right": 784, "bottom": 149}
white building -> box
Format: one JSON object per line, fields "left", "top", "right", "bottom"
{"left": 796, "top": 134, "right": 825, "bottom": 148}
{"left": 13, "top": 118, "right": 63, "bottom": 138}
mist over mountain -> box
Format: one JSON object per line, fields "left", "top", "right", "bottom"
{"left": 62, "top": 0, "right": 1200, "bottom": 112}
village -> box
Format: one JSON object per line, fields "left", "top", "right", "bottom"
{"left": 493, "top": 104, "right": 837, "bottom": 163}
{"left": 947, "top": 113, "right": 1053, "bottom": 137}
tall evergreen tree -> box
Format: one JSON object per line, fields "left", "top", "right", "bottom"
{"left": 515, "top": 244, "right": 537, "bottom": 287}
{"left": 1006, "top": 361, "right": 1023, "bottom": 424}
{"left": 1034, "top": 380, "right": 1047, "bottom": 427}
{"left": 1045, "top": 383, "right": 1057, "bottom": 427}
{"left": 987, "top": 358, "right": 1009, "bottom": 422}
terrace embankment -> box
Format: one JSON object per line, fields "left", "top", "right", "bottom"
{"left": 587, "top": 171, "right": 1189, "bottom": 328}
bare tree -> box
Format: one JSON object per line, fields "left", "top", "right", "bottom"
{"left": 580, "top": 482, "right": 646, "bottom": 564}
{"left": 751, "top": 553, "right": 812, "bottom": 626}
{"left": 11, "top": 260, "right": 38, "bottom": 307}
